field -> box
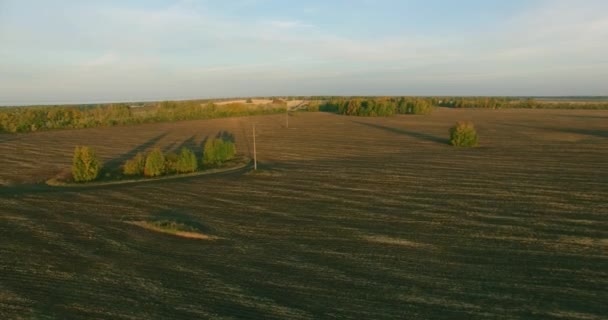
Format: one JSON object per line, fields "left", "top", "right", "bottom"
{"left": 0, "top": 108, "right": 607, "bottom": 319}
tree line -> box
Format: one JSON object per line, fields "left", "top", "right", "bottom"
{"left": 71, "top": 134, "right": 237, "bottom": 182}
{"left": 314, "top": 97, "right": 434, "bottom": 116}
{"left": 309, "top": 96, "right": 608, "bottom": 117}
{"left": 0, "top": 100, "right": 286, "bottom": 133}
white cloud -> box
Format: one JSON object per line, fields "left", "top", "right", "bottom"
{"left": 1, "top": 0, "right": 607, "bottom": 104}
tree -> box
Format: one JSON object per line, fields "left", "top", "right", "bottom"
{"left": 72, "top": 146, "right": 101, "bottom": 182}
{"left": 449, "top": 121, "right": 479, "bottom": 147}
{"left": 175, "top": 147, "right": 198, "bottom": 173}
{"left": 164, "top": 152, "right": 179, "bottom": 174}
{"left": 144, "top": 148, "right": 165, "bottom": 177}
{"left": 123, "top": 152, "right": 146, "bottom": 176}
{"left": 203, "top": 138, "right": 236, "bottom": 167}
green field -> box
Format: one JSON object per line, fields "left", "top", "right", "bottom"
{"left": 1, "top": 108, "right": 607, "bottom": 319}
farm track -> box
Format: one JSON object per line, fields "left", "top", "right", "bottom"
{"left": 0, "top": 108, "right": 607, "bottom": 319}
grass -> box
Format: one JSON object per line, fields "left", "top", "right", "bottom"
{"left": 127, "top": 220, "right": 214, "bottom": 240}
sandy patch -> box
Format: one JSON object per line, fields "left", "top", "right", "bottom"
{"left": 127, "top": 221, "right": 215, "bottom": 240}
{"left": 363, "top": 235, "right": 435, "bottom": 249}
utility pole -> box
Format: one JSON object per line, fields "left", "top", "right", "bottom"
{"left": 253, "top": 123, "right": 257, "bottom": 170}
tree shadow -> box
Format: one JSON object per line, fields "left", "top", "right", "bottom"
{"left": 104, "top": 133, "right": 168, "bottom": 174}
{"left": 163, "top": 142, "right": 177, "bottom": 154}
{"left": 217, "top": 130, "right": 235, "bottom": 143}
{"left": 353, "top": 121, "right": 449, "bottom": 145}
{"left": 176, "top": 135, "right": 199, "bottom": 152}
{"left": 555, "top": 114, "right": 608, "bottom": 120}
{"left": 498, "top": 122, "right": 608, "bottom": 139}
{"left": 0, "top": 134, "right": 20, "bottom": 145}
{"left": 559, "top": 128, "right": 608, "bottom": 138}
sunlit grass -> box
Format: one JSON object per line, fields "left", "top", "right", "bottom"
{"left": 127, "top": 220, "right": 214, "bottom": 240}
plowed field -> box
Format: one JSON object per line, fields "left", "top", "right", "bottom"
{"left": 1, "top": 108, "right": 607, "bottom": 319}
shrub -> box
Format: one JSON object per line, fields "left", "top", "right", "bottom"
{"left": 246, "top": 98, "right": 253, "bottom": 103}
{"left": 175, "top": 147, "right": 198, "bottom": 173}
{"left": 203, "top": 138, "right": 236, "bottom": 167}
{"left": 123, "top": 152, "right": 145, "bottom": 176}
{"left": 449, "top": 121, "right": 479, "bottom": 147}
{"left": 72, "top": 146, "right": 101, "bottom": 182}
{"left": 164, "top": 152, "right": 179, "bottom": 174}
{"left": 144, "top": 148, "right": 165, "bottom": 177}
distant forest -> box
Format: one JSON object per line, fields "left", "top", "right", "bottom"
{"left": 0, "top": 100, "right": 286, "bottom": 133}
{"left": 1, "top": 96, "right": 607, "bottom": 133}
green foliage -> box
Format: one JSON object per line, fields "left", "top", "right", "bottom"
{"left": 408, "top": 99, "right": 434, "bottom": 114}
{"left": 321, "top": 98, "right": 398, "bottom": 116}
{"left": 72, "top": 146, "right": 101, "bottom": 182}
{"left": 203, "top": 138, "right": 236, "bottom": 167}
{"left": 0, "top": 100, "right": 285, "bottom": 134}
{"left": 175, "top": 148, "right": 198, "bottom": 173}
{"left": 450, "top": 122, "right": 479, "bottom": 147}
{"left": 123, "top": 152, "right": 146, "bottom": 176}
{"left": 147, "top": 220, "right": 198, "bottom": 233}
{"left": 6, "top": 97, "right": 606, "bottom": 134}
{"left": 144, "top": 148, "right": 166, "bottom": 177}
{"left": 164, "top": 152, "right": 179, "bottom": 174}
{"left": 305, "top": 101, "right": 320, "bottom": 112}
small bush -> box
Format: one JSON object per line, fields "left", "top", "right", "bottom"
{"left": 203, "top": 138, "right": 236, "bottom": 167}
{"left": 175, "top": 147, "right": 198, "bottom": 173}
{"left": 72, "top": 146, "right": 101, "bottom": 182}
{"left": 246, "top": 98, "right": 253, "bottom": 103}
{"left": 164, "top": 152, "right": 179, "bottom": 174}
{"left": 450, "top": 121, "right": 479, "bottom": 147}
{"left": 123, "top": 152, "right": 145, "bottom": 176}
{"left": 144, "top": 148, "right": 165, "bottom": 177}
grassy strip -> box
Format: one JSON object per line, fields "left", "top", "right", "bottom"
{"left": 47, "top": 156, "right": 250, "bottom": 187}
{"left": 126, "top": 221, "right": 214, "bottom": 240}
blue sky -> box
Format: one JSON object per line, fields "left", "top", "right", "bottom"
{"left": 1, "top": 0, "right": 607, "bottom": 105}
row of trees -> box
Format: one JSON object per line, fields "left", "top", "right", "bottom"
{"left": 123, "top": 137, "right": 237, "bottom": 178}
{"left": 123, "top": 147, "right": 199, "bottom": 177}
{"left": 319, "top": 97, "right": 434, "bottom": 116}
{"left": 71, "top": 135, "right": 237, "bottom": 182}
{"left": 439, "top": 97, "right": 608, "bottom": 109}
{"left": 0, "top": 100, "right": 286, "bottom": 133}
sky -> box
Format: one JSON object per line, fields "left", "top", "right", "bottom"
{"left": 1, "top": 0, "right": 607, "bottom": 105}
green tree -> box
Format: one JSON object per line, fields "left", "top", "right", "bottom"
{"left": 72, "top": 146, "right": 101, "bottom": 182}
{"left": 144, "top": 148, "right": 166, "bottom": 177}
{"left": 449, "top": 121, "right": 479, "bottom": 147}
{"left": 123, "top": 152, "right": 146, "bottom": 176}
{"left": 203, "top": 138, "right": 236, "bottom": 167}
{"left": 164, "top": 152, "right": 179, "bottom": 174}
{"left": 175, "top": 147, "right": 198, "bottom": 173}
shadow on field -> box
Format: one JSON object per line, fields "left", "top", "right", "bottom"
{"left": 0, "top": 135, "right": 21, "bottom": 144}
{"left": 557, "top": 128, "right": 608, "bottom": 138}
{"left": 105, "top": 133, "right": 168, "bottom": 170}
{"left": 353, "top": 121, "right": 449, "bottom": 145}
{"left": 499, "top": 122, "right": 608, "bottom": 139}
{"left": 556, "top": 114, "right": 608, "bottom": 120}
{"left": 176, "top": 135, "right": 199, "bottom": 151}
{"left": 217, "top": 131, "right": 235, "bottom": 143}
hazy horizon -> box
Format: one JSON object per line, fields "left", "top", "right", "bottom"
{"left": 1, "top": 0, "right": 607, "bottom": 105}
